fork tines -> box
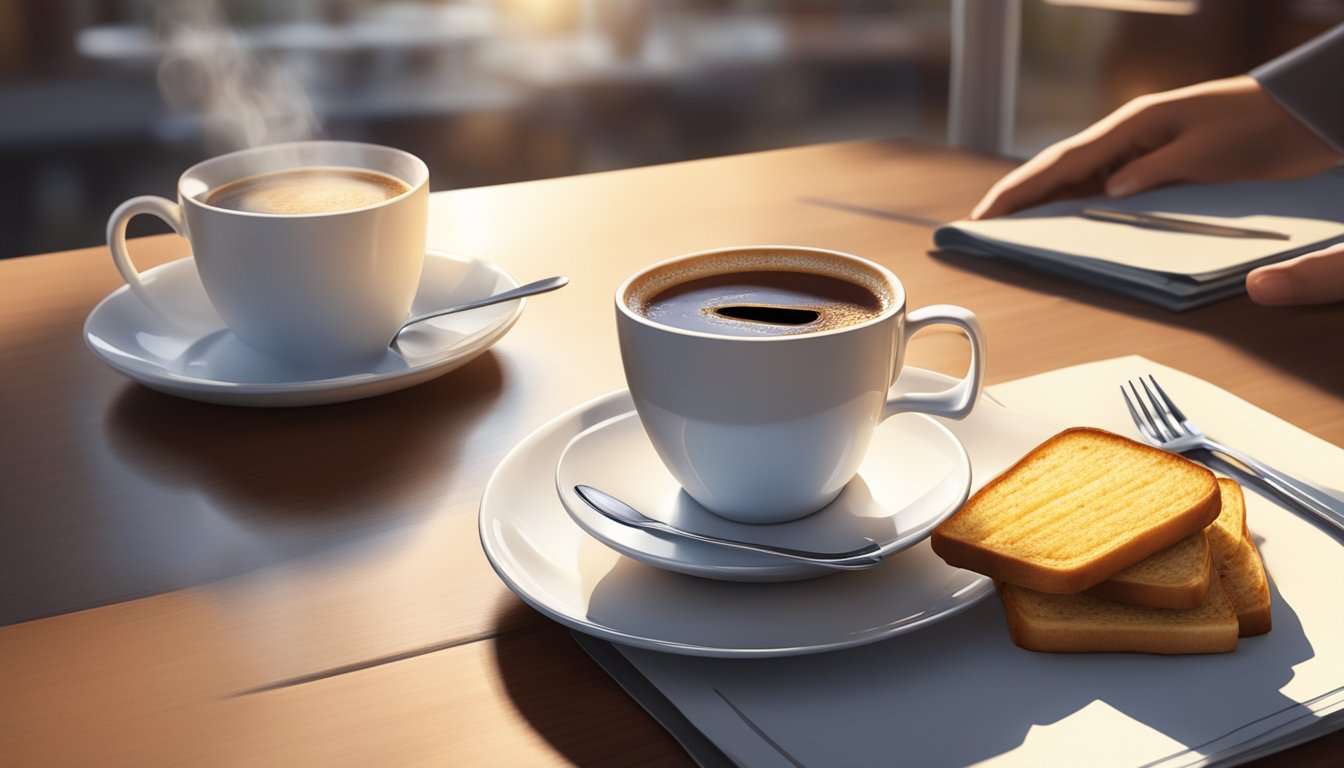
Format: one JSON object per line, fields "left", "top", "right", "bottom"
{"left": 1122, "top": 375, "right": 1186, "bottom": 442}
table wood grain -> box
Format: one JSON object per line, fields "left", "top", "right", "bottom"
{"left": 1, "top": 140, "right": 1341, "bottom": 766}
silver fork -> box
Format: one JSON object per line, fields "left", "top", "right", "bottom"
{"left": 1122, "top": 375, "right": 1344, "bottom": 537}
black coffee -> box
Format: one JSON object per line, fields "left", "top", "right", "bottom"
{"left": 637, "top": 270, "right": 887, "bottom": 337}
{"left": 204, "top": 167, "right": 409, "bottom": 215}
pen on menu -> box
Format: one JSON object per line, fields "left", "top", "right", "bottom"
{"left": 1080, "top": 207, "right": 1291, "bottom": 240}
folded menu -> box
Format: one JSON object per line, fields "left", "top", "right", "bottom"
{"left": 577, "top": 356, "right": 1344, "bottom": 767}
{"left": 933, "top": 171, "right": 1344, "bottom": 310}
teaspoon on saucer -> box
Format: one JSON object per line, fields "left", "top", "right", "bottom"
{"left": 393, "top": 275, "right": 568, "bottom": 343}
{"left": 573, "top": 484, "right": 885, "bottom": 570}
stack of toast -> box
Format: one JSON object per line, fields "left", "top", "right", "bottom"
{"left": 931, "top": 428, "right": 1271, "bottom": 654}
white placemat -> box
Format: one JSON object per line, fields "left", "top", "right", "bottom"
{"left": 597, "top": 356, "right": 1344, "bottom": 767}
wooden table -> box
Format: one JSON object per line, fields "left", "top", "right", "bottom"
{"left": 2, "top": 140, "right": 1341, "bottom": 766}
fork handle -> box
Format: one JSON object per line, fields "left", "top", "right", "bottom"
{"left": 1205, "top": 439, "right": 1344, "bottom": 537}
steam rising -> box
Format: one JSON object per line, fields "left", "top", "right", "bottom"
{"left": 156, "top": 1, "right": 322, "bottom": 152}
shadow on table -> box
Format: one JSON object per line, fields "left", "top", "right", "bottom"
{"left": 490, "top": 601, "right": 691, "bottom": 767}
{"left": 928, "top": 247, "right": 1344, "bottom": 398}
{"left": 109, "top": 354, "right": 497, "bottom": 520}
{"left": 0, "top": 352, "right": 505, "bottom": 626}
{"left": 106, "top": 350, "right": 503, "bottom": 525}
{"left": 797, "top": 196, "right": 945, "bottom": 230}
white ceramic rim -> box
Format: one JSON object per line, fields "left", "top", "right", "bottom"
{"left": 181, "top": 140, "right": 429, "bottom": 219}
{"left": 614, "top": 245, "right": 908, "bottom": 343}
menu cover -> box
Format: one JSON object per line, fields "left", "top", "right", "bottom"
{"left": 577, "top": 357, "right": 1344, "bottom": 767}
{"left": 933, "top": 172, "right": 1344, "bottom": 311}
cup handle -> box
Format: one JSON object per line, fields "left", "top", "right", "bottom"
{"left": 107, "top": 195, "right": 186, "bottom": 319}
{"left": 881, "top": 304, "right": 985, "bottom": 421}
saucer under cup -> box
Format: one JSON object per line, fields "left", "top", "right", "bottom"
{"left": 479, "top": 367, "right": 1060, "bottom": 657}
{"left": 84, "top": 249, "right": 523, "bottom": 406}
{"left": 556, "top": 408, "right": 972, "bottom": 581}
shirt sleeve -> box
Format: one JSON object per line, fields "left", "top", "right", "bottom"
{"left": 1250, "top": 22, "right": 1344, "bottom": 155}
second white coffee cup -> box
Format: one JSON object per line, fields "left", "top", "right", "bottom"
{"left": 616, "top": 245, "right": 985, "bottom": 524}
{"left": 106, "top": 141, "right": 429, "bottom": 369}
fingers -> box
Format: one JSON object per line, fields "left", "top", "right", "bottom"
{"left": 1246, "top": 243, "right": 1344, "bottom": 305}
{"left": 1102, "top": 139, "right": 1194, "bottom": 198}
{"left": 970, "top": 152, "right": 1059, "bottom": 220}
{"left": 971, "top": 141, "right": 1106, "bottom": 220}
{"left": 971, "top": 108, "right": 1154, "bottom": 220}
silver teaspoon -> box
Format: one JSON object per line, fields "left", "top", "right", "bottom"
{"left": 392, "top": 275, "right": 569, "bottom": 343}
{"left": 573, "top": 485, "right": 884, "bottom": 570}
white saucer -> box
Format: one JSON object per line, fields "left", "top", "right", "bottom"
{"left": 556, "top": 410, "right": 971, "bottom": 581}
{"left": 479, "top": 368, "right": 1063, "bottom": 657}
{"left": 84, "top": 249, "right": 523, "bottom": 407}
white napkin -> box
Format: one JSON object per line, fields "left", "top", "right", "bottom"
{"left": 606, "top": 356, "right": 1344, "bottom": 767}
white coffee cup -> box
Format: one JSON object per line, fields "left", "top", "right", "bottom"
{"left": 616, "top": 245, "right": 985, "bottom": 524}
{"left": 106, "top": 141, "right": 429, "bottom": 368}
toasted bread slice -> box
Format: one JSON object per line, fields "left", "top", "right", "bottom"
{"left": 1207, "top": 480, "right": 1272, "bottom": 637}
{"left": 1085, "top": 477, "right": 1263, "bottom": 613}
{"left": 1221, "top": 536, "right": 1272, "bottom": 637}
{"left": 1083, "top": 532, "right": 1211, "bottom": 609}
{"left": 998, "top": 563, "right": 1238, "bottom": 654}
{"left": 1207, "top": 478, "right": 1247, "bottom": 563}
{"left": 932, "top": 428, "right": 1221, "bottom": 593}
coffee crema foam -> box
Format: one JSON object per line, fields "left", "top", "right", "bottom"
{"left": 626, "top": 250, "right": 895, "bottom": 338}
{"left": 203, "top": 167, "right": 409, "bottom": 215}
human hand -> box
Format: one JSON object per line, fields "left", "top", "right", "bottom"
{"left": 1247, "top": 242, "right": 1344, "bottom": 305}
{"left": 971, "top": 76, "right": 1341, "bottom": 220}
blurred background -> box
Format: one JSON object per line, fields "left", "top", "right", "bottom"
{"left": 1, "top": 0, "right": 1340, "bottom": 260}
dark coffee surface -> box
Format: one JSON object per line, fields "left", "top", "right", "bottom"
{"left": 204, "top": 167, "right": 409, "bottom": 215}
{"left": 640, "top": 270, "right": 886, "bottom": 336}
